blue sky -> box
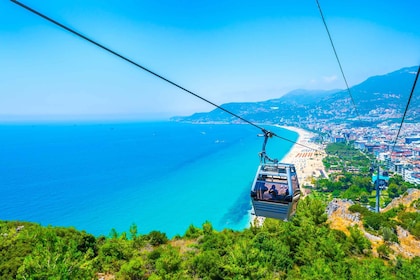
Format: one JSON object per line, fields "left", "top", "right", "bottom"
{"left": 1, "top": 0, "right": 419, "bottom": 120}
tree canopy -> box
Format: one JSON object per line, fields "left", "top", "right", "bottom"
{"left": 2, "top": 196, "right": 419, "bottom": 279}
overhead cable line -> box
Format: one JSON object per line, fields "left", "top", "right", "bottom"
{"left": 315, "top": 0, "right": 361, "bottom": 120}
{"left": 11, "top": 0, "right": 318, "bottom": 152}
{"left": 391, "top": 65, "right": 420, "bottom": 154}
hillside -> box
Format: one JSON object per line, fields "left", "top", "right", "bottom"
{"left": 327, "top": 189, "right": 420, "bottom": 259}
{"left": 173, "top": 66, "right": 420, "bottom": 124}
{"left": 2, "top": 195, "right": 420, "bottom": 279}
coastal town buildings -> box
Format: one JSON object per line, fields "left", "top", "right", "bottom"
{"left": 307, "top": 120, "right": 420, "bottom": 185}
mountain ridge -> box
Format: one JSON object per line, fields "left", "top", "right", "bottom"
{"left": 172, "top": 66, "right": 420, "bottom": 124}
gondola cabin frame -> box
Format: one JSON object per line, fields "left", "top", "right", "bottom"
{"left": 250, "top": 162, "right": 301, "bottom": 220}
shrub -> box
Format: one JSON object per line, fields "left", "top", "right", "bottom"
{"left": 147, "top": 231, "right": 168, "bottom": 246}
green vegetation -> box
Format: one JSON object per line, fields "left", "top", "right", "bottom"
{"left": 387, "top": 175, "right": 413, "bottom": 199}
{"left": 316, "top": 143, "right": 418, "bottom": 207}
{"left": 323, "top": 142, "right": 372, "bottom": 173}
{"left": 2, "top": 196, "right": 420, "bottom": 279}
{"left": 316, "top": 143, "right": 376, "bottom": 203}
{"left": 349, "top": 200, "right": 420, "bottom": 246}
{"left": 0, "top": 221, "right": 96, "bottom": 279}
{"left": 397, "top": 200, "right": 420, "bottom": 237}
{"left": 348, "top": 203, "right": 402, "bottom": 242}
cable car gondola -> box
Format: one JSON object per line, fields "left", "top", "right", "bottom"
{"left": 250, "top": 130, "right": 301, "bottom": 220}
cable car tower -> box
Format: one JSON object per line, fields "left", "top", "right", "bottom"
{"left": 250, "top": 130, "right": 301, "bottom": 220}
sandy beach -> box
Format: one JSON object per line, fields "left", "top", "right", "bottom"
{"left": 279, "top": 126, "right": 327, "bottom": 189}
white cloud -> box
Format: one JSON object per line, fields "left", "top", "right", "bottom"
{"left": 323, "top": 75, "right": 338, "bottom": 83}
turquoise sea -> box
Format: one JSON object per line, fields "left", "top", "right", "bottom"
{"left": 0, "top": 121, "right": 297, "bottom": 237}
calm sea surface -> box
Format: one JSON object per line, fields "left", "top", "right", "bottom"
{"left": 0, "top": 121, "right": 297, "bottom": 237}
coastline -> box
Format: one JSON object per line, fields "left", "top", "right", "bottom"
{"left": 279, "top": 126, "right": 327, "bottom": 189}
{"left": 250, "top": 126, "right": 326, "bottom": 227}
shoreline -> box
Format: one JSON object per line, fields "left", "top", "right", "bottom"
{"left": 278, "top": 125, "right": 326, "bottom": 188}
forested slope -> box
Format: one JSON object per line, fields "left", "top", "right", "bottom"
{"left": 1, "top": 196, "right": 419, "bottom": 279}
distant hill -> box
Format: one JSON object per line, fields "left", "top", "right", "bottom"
{"left": 172, "top": 66, "right": 420, "bottom": 124}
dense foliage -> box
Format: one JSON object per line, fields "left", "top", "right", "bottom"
{"left": 2, "top": 196, "right": 420, "bottom": 279}
{"left": 387, "top": 175, "right": 415, "bottom": 199}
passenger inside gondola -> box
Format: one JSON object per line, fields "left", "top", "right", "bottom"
{"left": 254, "top": 181, "right": 268, "bottom": 199}
{"left": 251, "top": 181, "right": 291, "bottom": 202}
{"left": 269, "top": 185, "right": 278, "bottom": 199}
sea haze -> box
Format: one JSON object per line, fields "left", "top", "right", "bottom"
{"left": 0, "top": 121, "right": 297, "bottom": 237}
